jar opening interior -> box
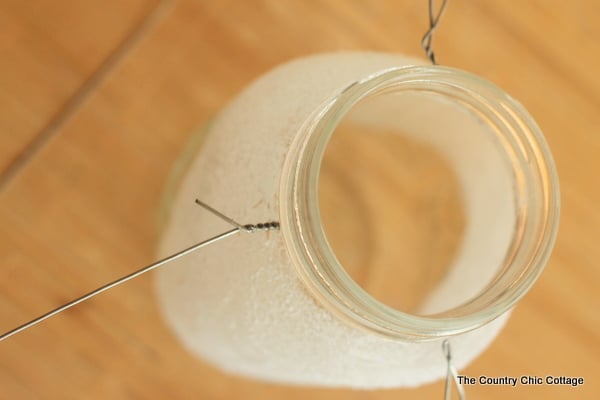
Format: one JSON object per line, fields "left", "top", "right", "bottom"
{"left": 316, "top": 87, "right": 519, "bottom": 317}
{"left": 284, "top": 66, "right": 559, "bottom": 337}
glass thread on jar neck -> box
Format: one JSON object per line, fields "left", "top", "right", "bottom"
{"left": 280, "top": 65, "right": 560, "bottom": 340}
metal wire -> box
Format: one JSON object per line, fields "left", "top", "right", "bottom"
{"left": 0, "top": 0, "right": 177, "bottom": 194}
{"left": 443, "top": 339, "right": 466, "bottom": 400}
{"left": 0, "top": 200, "right": 279, "bottom": 342}
{"left": 422, "top": 0, "right": 449, "bottom": 64}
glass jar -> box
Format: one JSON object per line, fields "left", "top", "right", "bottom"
{"left": 155, "top": 52, "right": 559, "bottom": 388}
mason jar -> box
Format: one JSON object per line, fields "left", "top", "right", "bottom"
{"left": 155, "top": 52, "right": 559, "bottom": 388}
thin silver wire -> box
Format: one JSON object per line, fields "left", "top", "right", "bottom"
{"left": 0, "top": 0, "right": 177, "bottom": 194}
{"left": 194, "top": 199, "right": 279, "bottom": 233}
{"left": 421, "top": 0, "right": 449, "bottom": 64}
{"left": 0, "top": 200, "right": 279, "bottom": 342}
{"left": 443, "top": 340, "right": 466, "bottom": 400}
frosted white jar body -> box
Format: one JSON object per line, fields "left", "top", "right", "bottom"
{"left": 155, "top": 53, "right": 559, "bottom": 388}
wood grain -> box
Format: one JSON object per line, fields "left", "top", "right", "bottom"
{"left": 0, "top": 1, "right": 598, "bottom": 399}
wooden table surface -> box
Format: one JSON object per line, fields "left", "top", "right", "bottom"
{"left": 0, "top": 1, "right": 598, "bottom": 399}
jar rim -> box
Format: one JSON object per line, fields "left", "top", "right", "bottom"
{"left": 279, "top": 65, "right": 560, "bottom": 340}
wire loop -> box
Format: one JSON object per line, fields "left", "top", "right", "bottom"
{"left": 442, "top": 339, "right": 466, "bottom": 400}
{"left": 421, "top": 0, "right": 449, "bottom": 64}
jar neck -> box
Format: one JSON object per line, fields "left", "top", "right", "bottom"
{"left": 279, "top": 66, "right": 560, "bottom": 340}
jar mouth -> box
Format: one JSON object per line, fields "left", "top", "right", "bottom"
{"left": 279, "top": 66, "right": 560, "bottom": 340}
